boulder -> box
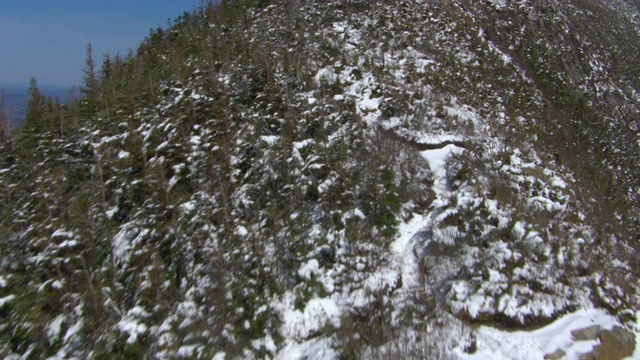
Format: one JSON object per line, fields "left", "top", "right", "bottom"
{"left": 571, "top": 325, "right": 602, "bottom": 341}
{"left": 527, "top": 11, "right": 540, "bottom": 22}
{"left": 544, "top": 348, "right": 566, "bottom": 360}
{"left": 578, "top": 326, "right": 636, "bottom": 360}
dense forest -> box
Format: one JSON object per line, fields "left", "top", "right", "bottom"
{"left": 0, "top": 0, "right": 639, "bottom": 358}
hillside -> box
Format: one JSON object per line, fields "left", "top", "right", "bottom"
{"left": 0, "top": 0, "right": 639, "bottom": 359}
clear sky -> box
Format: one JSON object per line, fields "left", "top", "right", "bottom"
{"left": 0, "top": 0, "right": 201, "bottom": 87}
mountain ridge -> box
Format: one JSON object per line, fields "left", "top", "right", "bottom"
{"left": 0, "top": 0, "right": 638, "bottom": 358}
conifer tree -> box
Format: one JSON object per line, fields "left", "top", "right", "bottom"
{"left": 100, "top": 52, "right": 115, "bottom": 120}
{"left": 101, "top": 52, "right": 112, "bottom": 82}
{"left": 23, "top": 77, "right": 46, "bottom": 135}
{"left": 80, "top": 43, "right": 100, "bottom": 119}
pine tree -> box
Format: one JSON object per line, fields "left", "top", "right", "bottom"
{"left": 100, "top": 52, "right": 112, "bottom": 82}
{"left": 23, "top": 77, "right": 46, "bottom": 135}
{"left": 100, "top": 52, "right": 115, "bottom": 121}
{"left": 80, "top": 43, "right": 100, "bottom": 119}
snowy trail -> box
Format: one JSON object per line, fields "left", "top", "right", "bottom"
{"left": 391, "top": 213, "right": 427, "bottom": 291}
{"left": 390, "top": 143, "right": 464, "bottom": 289}
{"left": 421, "top": 143, "right": 464, "bottom": 202}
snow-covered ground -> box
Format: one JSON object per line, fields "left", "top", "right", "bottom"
{"left": 274, "top": 142, "right": 639, "bottom": 360}
{"left": 457, "top": 308, "right": 639, "bottom": 360}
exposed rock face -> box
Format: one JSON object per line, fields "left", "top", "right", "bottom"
{"left": 572, "top": 325, "right": 602, "bottom": 341}
{"left": 545, "top": 325, "right": 636, "bottom": 360}
{"left": 586, "top": 326, "right": 636, "bottom": 360}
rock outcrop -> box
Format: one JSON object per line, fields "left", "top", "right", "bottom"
{"left": 545, "top": 325, "right": 636, "bottom": 360}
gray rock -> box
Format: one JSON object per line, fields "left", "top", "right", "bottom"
{"left": 596, "top": 326, "right": 636, "bottom": 359}
{"left": 571, "top": 325, "right": 602, "bottom": 341}
{"left": 578, "top": 354, "right": 595, "bottom": 360}
{"left": 578, "top": 326, "right": 636, "bottom": 360}
{"left": 544, "top": 348, "right": 566, "bottom": 360}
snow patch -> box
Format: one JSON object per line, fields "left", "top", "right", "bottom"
{"left": 357, "top": 97, "right": 381, "bottom": 113}
{"left": 261, "top": 135, "right": 280, "bottom": 145}
{"left": 421, "top": 144, "right": 465, "bottom": 196}
{"left": 117, "top": 306, "right": 150, "bottom": 345}
{"left": 298, "top": 259, "right": 320, "bottom": 280}
{"left": 457, "top": 309, "right": 626, "bottom": 360}
{"left": 278, "top": 295, "right": 341, "bottom": 341}
{"left": 0, "top": 295, "right": 16, "bottom": 308}
{"left": 276, "top": 337, "right": 338, "bottom": 360}
{"left": 117, "top": 150, "right": 130, "bottom": 160}
{"left": 112, "top": 226, "right": 150, "bottom": 265}
{"left": 47, "top": 315, "right": 66, "bottom": 345}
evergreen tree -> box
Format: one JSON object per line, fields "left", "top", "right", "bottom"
{"left": 101, "top": 52, "right": 113, "bottom": 82}
{"left": 98, "top": 51, "right": 125, "bottom": 121}
{"left": 23, "top": 77, "right": 46, "bottom": 135}
{"left": 80, "top": 43, "right": 100, "bottom": 119}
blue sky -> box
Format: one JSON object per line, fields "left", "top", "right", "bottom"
{"left": 0, "top": 0, "right": 201, "bottom": 87}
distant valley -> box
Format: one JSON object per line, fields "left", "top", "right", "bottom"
{"left": 1, "top": 83, "right": 76, "bottom": 126}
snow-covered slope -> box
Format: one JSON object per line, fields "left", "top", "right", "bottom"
{"left": 0, "top": 0, "right": 639, "bottom": 359}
